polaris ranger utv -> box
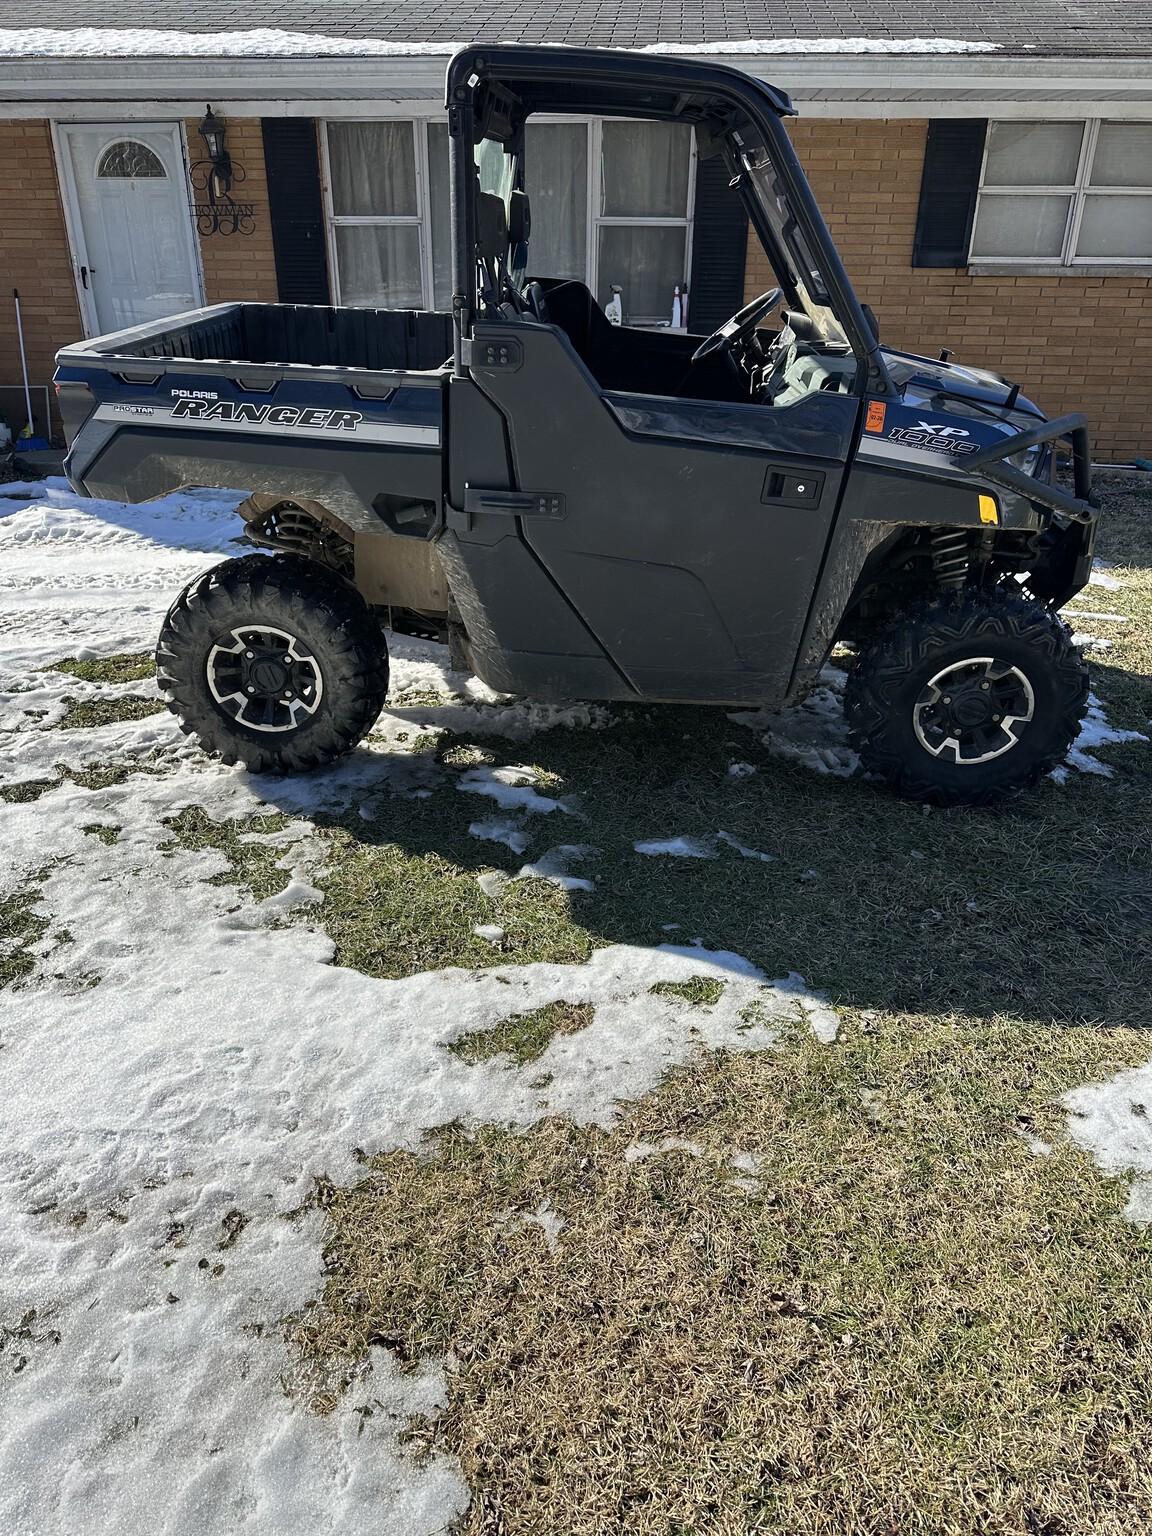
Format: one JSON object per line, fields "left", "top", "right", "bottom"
{"left": 55, "top": 45, "right": 1098, "bottom": 804}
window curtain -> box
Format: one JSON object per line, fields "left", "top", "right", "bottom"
{"left": 328, "top": 121, "right": 417, "bottom": 216}
{"left": 600, "top": 121, "right": 690, "bottom": 217}
{"left": 334, "top": 226, "right": 423, "bottom": 308}
{"left": 525, "top": 123, "right": 588, "bottom": 280}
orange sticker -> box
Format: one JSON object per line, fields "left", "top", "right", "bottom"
{"left": 865, "top": 400, "right": 887, "bottom": 434}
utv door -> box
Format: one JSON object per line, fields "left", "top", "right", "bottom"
{"left": 444, "top": 319, "right": 859, "bottom": 705}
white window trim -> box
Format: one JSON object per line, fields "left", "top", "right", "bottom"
{"left": 320, "top": 120, "right": 435, "bottom": 308}
{"left": 320, "top": 113, "right": 698, "bottom": 319}
{"left": 971, "top": 118, "right": 1152, "bottom": 268}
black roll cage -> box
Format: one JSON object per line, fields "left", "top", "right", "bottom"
{"left": 444, "top": 45, "right": 897, "bottom": 398}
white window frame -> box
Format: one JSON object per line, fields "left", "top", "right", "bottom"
{"left": 971, "top": 119, "right": 1152, "bottom": 267}
{"left": 320, "top": 119, "right": 437, "bottom": 308}
{"left": 321, "top": 114, "right": 697, "bottom": 318}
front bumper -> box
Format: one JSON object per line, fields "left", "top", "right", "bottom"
{"left": 956, "top": 412, "right": 1097, "bottom": 526}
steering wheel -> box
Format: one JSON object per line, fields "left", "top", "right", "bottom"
{"left": 690, "top": 288, "right": 783, "bottom": 365}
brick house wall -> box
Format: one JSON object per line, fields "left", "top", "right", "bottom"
{"left": 183, "top": 116, "right": 279, "bottom": 306}
{"left": 0, "top": 116, "right": 279, "bottom": 440}
{"left": 746, "top": 118, "right": 1152, "bottom": 462}
{"left": 0, "top": 120, "right": 83, "bottom": 440}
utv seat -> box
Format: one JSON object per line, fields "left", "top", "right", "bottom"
{"left": 530, "top": 277, "right": 747, "bottom": 402}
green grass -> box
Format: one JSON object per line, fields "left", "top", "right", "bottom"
{"left": 0, "top": 873, "right": 52, "bottom": 989}
{"left": 80, "top": 824, "right": 120, "bottom": 847}
{"left": 449, "top": 1001, "right": 595, "bottom": 1066}
{"left": 291, "top": 1014, "right": 1152, "bottom": 1536}
{"left": 54, "top": 695, "right": 160, "bottom": 731}
{"left": 50, "top": 652, "right": 154, "bottom": 684}
{"left": 10, "top": 478, "right": 1150, "bottom": 1531}
{"left": 650, "top": 977, "right": 726, "bottom": 1007}
{"left": 161, "top": 807, "right": 296, "bottom": 905}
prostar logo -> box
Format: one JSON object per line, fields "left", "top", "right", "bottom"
{"left": 915, "top": 422, "right": 970, "bottom": 438}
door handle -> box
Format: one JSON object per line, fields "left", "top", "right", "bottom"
{"left": 80, "top": 265, "right": 92, "bottom": 289}
{"left": 761, "top": 468, "right": 824, "bottom": 507}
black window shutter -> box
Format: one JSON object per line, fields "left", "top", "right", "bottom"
{"left": 912, "top": 120, "right": 988, "bottom": 268}
{"left": 688, "top": 151, "right": 748, "bottom": 335}
{"left": 261, "top": 119, "right": 331, "bottom": 304}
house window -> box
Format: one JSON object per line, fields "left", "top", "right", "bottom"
{"left": 97, "top": 140, "right": 166, "bottom": 178}
{"left": 971, "top": 121, "right": 1152, "bottom": 264}
{"left": 324, "top": 121, "right": 428, "bottom": 309}
{"left": 325, "top": 117, "right": 695, "bottom": 320}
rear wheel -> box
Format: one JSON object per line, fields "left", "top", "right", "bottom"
{"left": 845, "top": 591, "right": 1088, "bottom": 805}
{"left": 157, "top": 555, "right": 389, "bottom": 773}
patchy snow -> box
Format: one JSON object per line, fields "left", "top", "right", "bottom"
{"left": 0, "top": 27, "right": 460, "bottom": 58}
{"left": 1071, "top": 632, "right": 1112, "bottom": 653}
{"left": 634, "top": 830, "right": 774, "bottom": 862}
{"left": 727, "top": 760, "right": 757, "bottom": 778}
{"left": 455, "top": 764, "right": 569, "bottom": 815}
{"left": 0, "top": 476, "right": 842, "bottom": 1534}
{"left": 512, "top": 1199, "right": 565, "bottom": 1253}
{"left": 635, "top": 835, "right": 718, "bottom": 859}
{"left": 716, "top": 829, "right": 774, "bottom": 863}
{"left": 729, "top": 665, "right": 859, "bottom": 779}
{"left": 1063, "top": 610, "right": 1128, "bottom": 624}
{"left": 1063, "top": 1067, "right": 1152, "bottom": 1223}
{"left": 514, "top": 843, "right": 597, "bottom": 892}
{"left": 472, "top": 923, "right": 505, "bottom": 946}
{"left": 1088, "top": 560, "right": 1123, "bottom": 592}
{"left": 640, "top": 37, "right": 998, "bottom": 56}
{"left": 468, "top": 815, "right": 532, "bottom": 854}
{"left": 1060, "top": 692, "right": 1147, "bottom": 780}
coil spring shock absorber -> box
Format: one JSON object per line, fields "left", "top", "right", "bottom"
{"left": 928, "top": 528, "right": 973, "bottom": 591}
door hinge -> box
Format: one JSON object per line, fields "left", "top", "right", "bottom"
{"left": 463, "top": 487, "right": 565, "bottom": 519}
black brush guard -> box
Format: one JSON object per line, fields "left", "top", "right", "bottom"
{"left": 957, "top": 413, "right": 1096, "bottom": 524}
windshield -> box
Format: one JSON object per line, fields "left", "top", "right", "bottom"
{"left": 734, "top": 135, "right": 849, "bottom": 350}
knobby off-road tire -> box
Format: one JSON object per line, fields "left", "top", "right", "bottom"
{"left": 845, "top": 591, "right": 1088, "bottom": 806}
{"left": 156, "top": 554, "right": 389, "bottom": 773}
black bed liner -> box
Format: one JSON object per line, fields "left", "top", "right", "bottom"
{"left": 70, "top": 302, "right": 454, "bottom": 374}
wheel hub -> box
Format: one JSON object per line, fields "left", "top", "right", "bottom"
{"left": 206, "top": 625, "right": 324, "bottom": 734}
{"left": 912, "top": 656, "right": 1035, "bottom": 765}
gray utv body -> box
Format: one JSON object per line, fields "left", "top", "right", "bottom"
{"left": 56, "top": 46, "right": 1098, "bottom": 802}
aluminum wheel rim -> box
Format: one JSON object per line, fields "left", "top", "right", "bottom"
{"left": 912, "top": 655, "right": 1035, "bottom": 765}
{"left": 206, "top": 624, "right": 324, "bottom": 734}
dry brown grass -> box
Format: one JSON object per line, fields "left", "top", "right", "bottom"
{"left": 290, "top": 1011, "right": 1152, "bottom": 1536}
{"left": 449, "top": 1000, "right": 595, "bottom": 1065}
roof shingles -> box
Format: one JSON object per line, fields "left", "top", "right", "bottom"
{"left": 0, "top": 0, "right": 1150, "bottom": 57}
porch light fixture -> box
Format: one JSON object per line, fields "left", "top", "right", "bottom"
{"left": 198, "top": 105, "right": 232, "bottom": 200}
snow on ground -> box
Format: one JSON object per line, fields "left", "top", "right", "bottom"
{"left": 1064, "top": 1066, "right": 1152, "bottom": 1224}
{"left": 0, "top": 479, "right": 839, "bottom": 1534}
{"left": 1053, "top": 692, "right": 1147, "bottom": 782}
{"left": 634, "top": 831, "right": 774, "bottom": 862}
{"left": 728, "top": 666, "right": 860, "bottom": 779}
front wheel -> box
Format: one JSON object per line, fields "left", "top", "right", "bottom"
{"left": 157, "top": 554, "right": 389, "bottom": 773}
{"left": 845, "top": 592, "right": 1088, "bottom": 805}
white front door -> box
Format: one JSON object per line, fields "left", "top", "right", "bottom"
{"left": 58, "top": 123, "right": 203, "bottom": 334}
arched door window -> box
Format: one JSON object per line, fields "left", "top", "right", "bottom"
{"left": 96, "top": 140, "right": 167, "bottom": 179}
